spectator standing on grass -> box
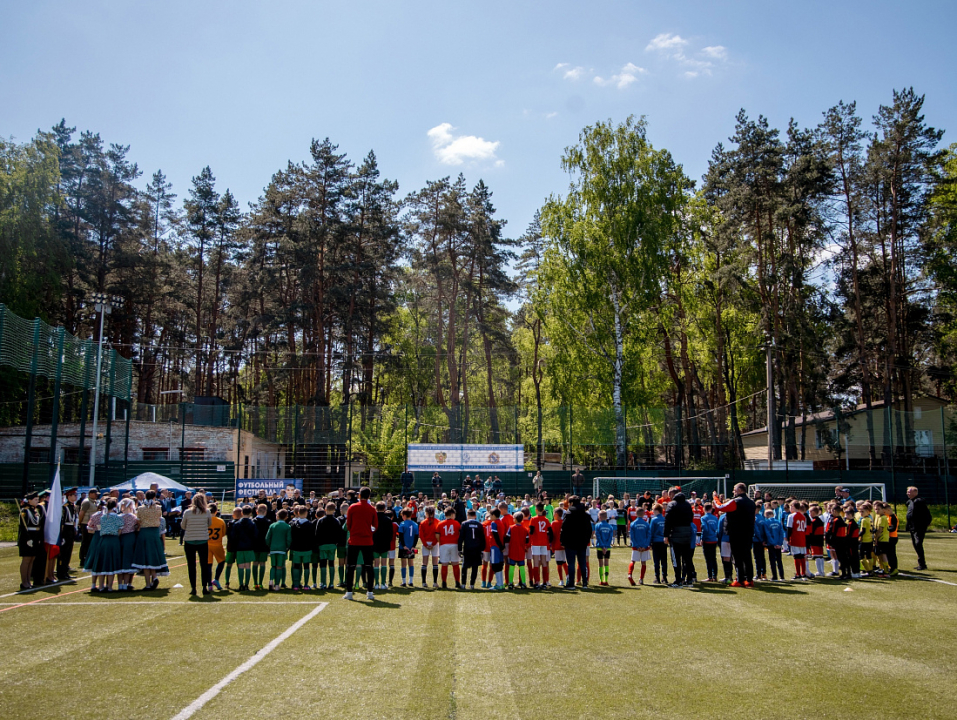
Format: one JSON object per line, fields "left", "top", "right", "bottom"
{"left": 560, "top": 495, "right": 591, "bottom": 588}
{"left": 181, "top": 493, "right": 212, "bottom": 596}
{"left": 906, "top": 486, "right": 931, "bottom": 570}
{"left": 431, "top": 472, "right": 443, "bottom": 499}
{"left": 571, "top": 468, "right": 584, "bottom": 496}
{"left": 56, "top": 487, "right": 78, "bottom": 581}
{"left": 664, "top": 491, "right": 694, "bottom": 587}
{"left": 400, "top": 467, "right": 415, "bottom": 495}
{"left": 17, "top": 492, "right": 44, "bottom": 590}
{"left": 713, "top": 483, "right": 757, "bottom": 587}
{"left": 77, "top": 488, "right": 99, "bottom": 565}
{"left": 344, "top": 486, "right": 378, "bottom": 601}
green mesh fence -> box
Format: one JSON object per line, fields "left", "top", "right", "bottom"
{"left": 0, "top": 303, "right": 131, "bottom": 399}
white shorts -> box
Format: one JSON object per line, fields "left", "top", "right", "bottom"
{"left": 439, "top": 545, "right": 460, "bottom": 564}
{"left": 525, "top": 547, "right": 533, "bottom": 561}
{"left": 421, "top": 544, "right": 439, "bottom": 558}
{"left": 720, "top": 541, "right": 731, "bottom": 559}
{"left": 631, "top": 549, "right": 651, "bottom": 562}
{"left": 790, "top": 546, "right": 806, "bottom": 556}
{"left": 482, "top": 551, "right": 491, "bottom": 562}
{"left": 585, "top": 547, "right": 591, "bottom": 557}
{"left": 531, "top": 546, "right": 549, "bottom": 557}
{"left": 553, "top": 550, "right": 566, "bottom": 563}
{"left": 387, "top": 550, "right": 396, "bottom": 559}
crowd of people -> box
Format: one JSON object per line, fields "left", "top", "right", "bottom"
{"left": 16, "top": 480, "right": 934, "bottom": 599}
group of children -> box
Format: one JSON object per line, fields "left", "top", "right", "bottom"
{"left": 194, "top": 487, "right": 908, "bottom": 595}
{"left": 772, "top": 497, "right": 901, "bottom": 582}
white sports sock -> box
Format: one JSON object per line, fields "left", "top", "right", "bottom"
{"left": 816, "top": 558, "right": 825, "bottom": 574}
{"left": 831, "top": 558, "right": 839, "bottom": 572}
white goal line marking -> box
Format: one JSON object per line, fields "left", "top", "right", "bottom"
{"left": 170, "top": 602, "right": 328, "bottom": 720}
{"left": 898, "top": 572, "right": 957, "bottom": 587}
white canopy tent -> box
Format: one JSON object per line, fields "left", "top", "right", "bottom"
{"left": 110, "top": 472, "right": 192, "bottom": 493}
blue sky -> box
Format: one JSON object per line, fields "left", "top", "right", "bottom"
{"left": 3, "top": 0, "right": 955, "bottom": 238}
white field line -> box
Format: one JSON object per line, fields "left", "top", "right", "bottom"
{"left": 0, "top": 600, "right": 331, "bottom": 606}
{"left": 170, "top": 602, "right": 328, "bottom": 720}
{"left": 898, "top": 572, "right": 957, "bottom": 587}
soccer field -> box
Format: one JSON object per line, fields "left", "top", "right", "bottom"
{"left": 0, "top": 535, "right": 954, "bottom": 720}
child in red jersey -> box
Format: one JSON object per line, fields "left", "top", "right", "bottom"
{"left": 437, "top": 513, "right": 462, "bottom": 589}
{"left": 505, "top": 512, "right": 529, "bottom": 589}
{"left": 419, "top": 506, "right": 440, "bottom": 588}
{"left": 528, "top": 503, "right": 554, "bottom": 588}
{"left": 786, "top": 501, "right": 808, "bottom": 581}
{"left": 551, "top": 508, "right": 566, "bottom": 585}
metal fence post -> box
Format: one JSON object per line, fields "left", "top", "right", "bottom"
{"left": 22, "top": 318, "right": 41, "bottom": 496}
{"left": 77, "top": 341, "right": 92, "bottom": 483}
{"left": 48, "top": 327, "right": 65, "bottom": 481}
{"left": 123, "top": 363, "right": 133, "bottom": 479}
{"left": 942, "top": 407, "right": 951, "bottom": 529}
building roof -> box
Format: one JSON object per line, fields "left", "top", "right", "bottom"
{"left": 739, "top": 396, "right": 948, "bottom": 438}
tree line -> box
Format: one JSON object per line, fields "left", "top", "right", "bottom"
{"left": 1, "top": 87, "right": 955, "bottom": 470}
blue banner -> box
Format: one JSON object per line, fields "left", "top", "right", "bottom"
{"left": 235, "top": 478, "right": 303, "bottom": 497}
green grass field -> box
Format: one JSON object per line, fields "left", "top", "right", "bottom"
{"left": 0, "top": 533, "right": 954, "bottom": 720}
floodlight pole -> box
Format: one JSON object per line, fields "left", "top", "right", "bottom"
{"left": 88, "top": 294, "right": 113, "bottom": 487}
{"left": 765, "top": 333, "right": 774, "bottom": 472}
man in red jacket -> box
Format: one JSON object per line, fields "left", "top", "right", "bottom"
{"left": 345, "top": 487, "right": 378, "bottom": 601}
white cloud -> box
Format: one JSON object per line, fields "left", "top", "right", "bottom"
{"left": 546, "top": 111, "right": 558, "bottom": 119}
{"left": 554, "top": 63, "right": 586, "bottom": 80}
{"left": 427, "top": 123, "right": 501, "bottom": 166}
{"left": 646, "top": 33, "right": 687, "bottom": 52}
{"left": 701, "top": 45, "right": 727, "bottom": 60}
{"left": 644, "top": 34, "right": 729, "bottom": 78}
{"left": 594, "top": 62, "right": 647, "bottom": 89}
{"left": 563, "top": 66, "right": 586, "bottom": 80}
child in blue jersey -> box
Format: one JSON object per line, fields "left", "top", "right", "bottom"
{"left": 594, "top": 510, "right": 615, "bottom": 586}
{"left": 700, "top": 504, "right": 720, "bottom": 582}
{"left": 649, "top": 504, "right": 668, "bottom": 585}
{"left": 397, "top": 509, "right": 419, "bottom": 588}
{"left": 628, "top": 507, "right": 652, "bottom": 585}
{"left": 752, "top": 505, "right": 768, "bottom": 581}
{"left": 781, "top": 500, "right": 792, "bottom": 554}
{"left": 763, "top": 508, "right": 786, "bottom": 581}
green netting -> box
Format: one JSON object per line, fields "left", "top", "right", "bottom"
{"left": 0, "top": 304, "right": 131, "bottom": 399}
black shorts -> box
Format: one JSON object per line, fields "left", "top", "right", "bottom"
{"left": 876, "top": 541, "right": 892, "bottom": 556}
{"left": 860, "top": 543, "right": 873, "bottom": 559}
{"left": 398, "top": 548, "right": 414, "bottom": 560}
{"left": 597, "top": 548, "right": 611, "bottom": 560}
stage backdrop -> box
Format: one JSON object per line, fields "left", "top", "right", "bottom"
{"left": 407, "top": 444, "right": 524, "bottom": 473}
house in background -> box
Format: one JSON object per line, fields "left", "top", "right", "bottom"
{"left": 740, "top": 396, "right": 953, "bottom": 471}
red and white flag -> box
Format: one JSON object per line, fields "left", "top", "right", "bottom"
{"left": 44, "top": 465, "right": 63, "bottom": 559}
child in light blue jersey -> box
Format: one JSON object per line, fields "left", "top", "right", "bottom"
{"left": 397, "top": 509, "right": 419, "bottom": 588}
{"left": 628, "top": 507, "right": 652, "bottom": 585}
{"left": 649, "top": 504, "right": 668, "bottom": 585}
{"left": 763, "top": 509, "right": 786, "bottom": 581}
{"left": 700, "top": 505, "right": 720, "bottom": 581}
{"left": 594, "top": 510, "right": 615, "bottom": 586}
